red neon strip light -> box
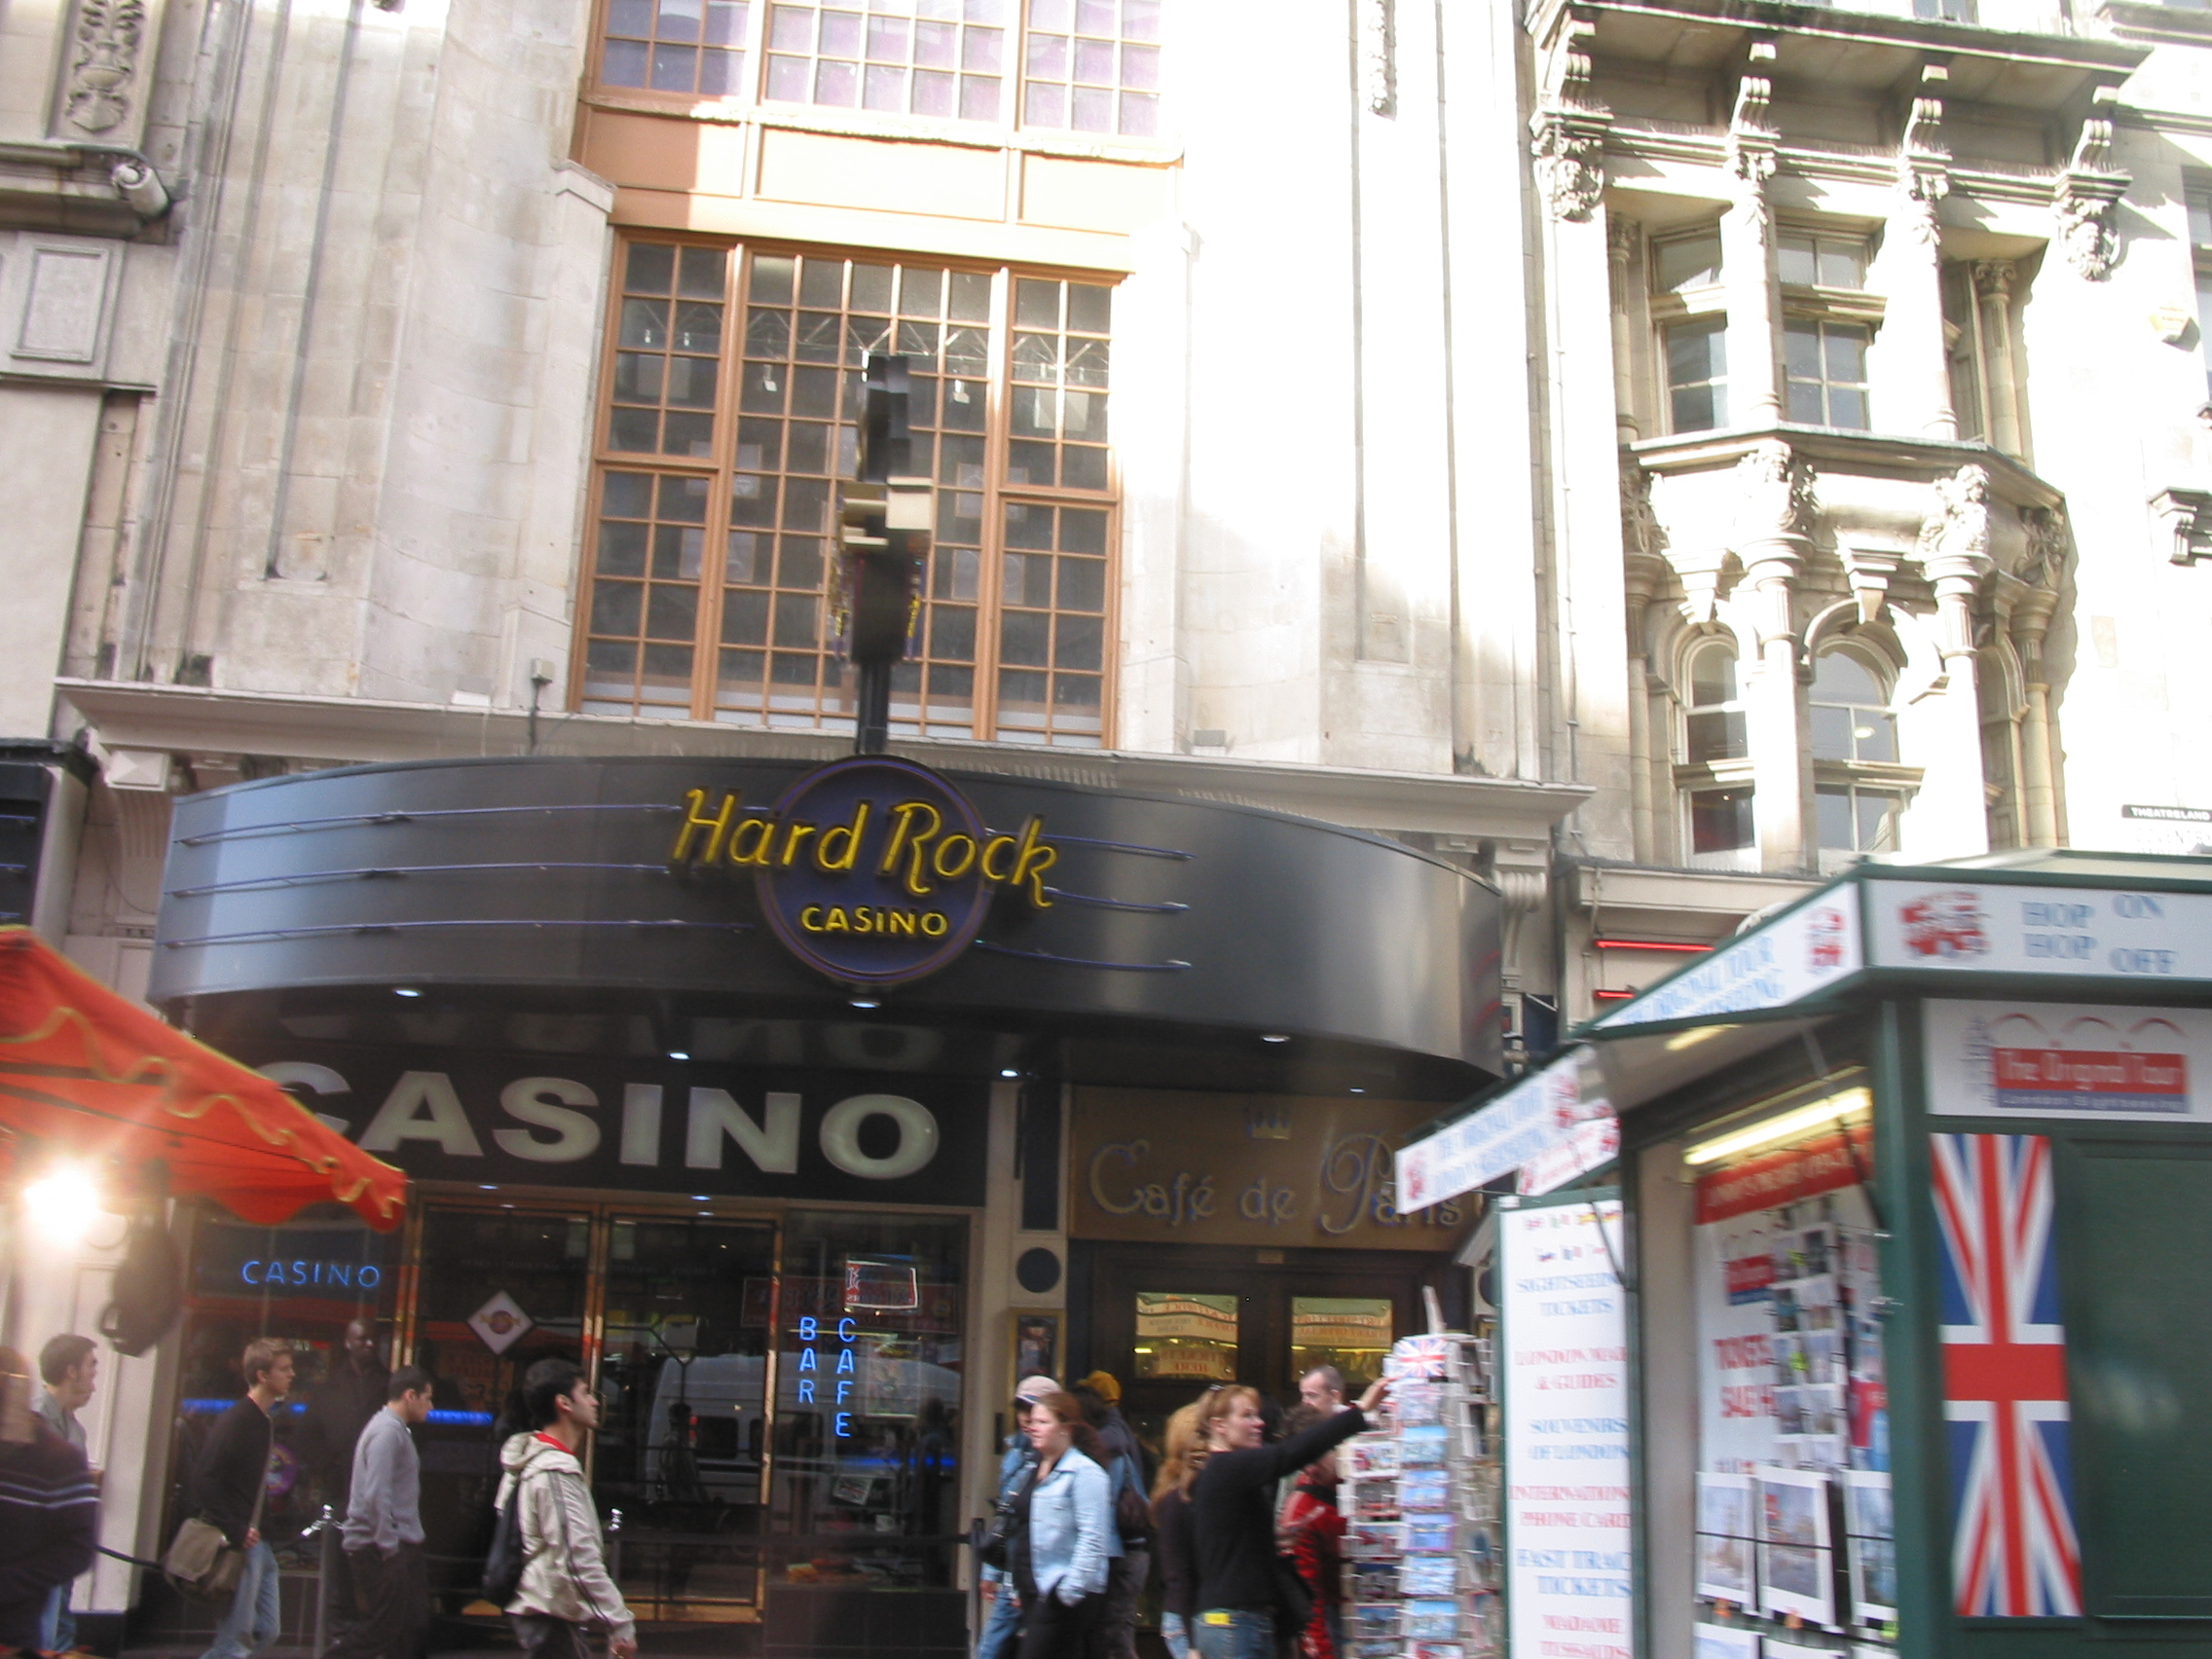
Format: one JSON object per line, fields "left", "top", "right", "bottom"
{"left": 1593, "top": 939, "right": 1712, "bottom": 954}
{"left": 1592, "top": 989, "right": 1637, "bottom": 1001}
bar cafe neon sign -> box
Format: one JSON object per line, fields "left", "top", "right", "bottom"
{"left": 671, "top": 755, "right": 1058, "bottom": 989}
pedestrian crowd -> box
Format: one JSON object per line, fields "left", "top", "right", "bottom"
{"left": 980, "top": 1365, "right": 1386, "bottom": 1659}
{"left": 1, "top": 1326, "right": 635, "bottom": 1659}
{"left": 4, "top": 1329, "right": 1376, "bottom": 1659}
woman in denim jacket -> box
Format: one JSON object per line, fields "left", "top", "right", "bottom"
{"left": 1008, "top": 1389, "right": 1115, "bottom": 1659}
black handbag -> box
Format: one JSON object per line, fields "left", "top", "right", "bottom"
{"left": 978, "top": 1466, "right": 1035, "bottom": 1571}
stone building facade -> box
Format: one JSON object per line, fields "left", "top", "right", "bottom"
{"left": 7, "top": 0, "right": 2212, "bottom": 1624}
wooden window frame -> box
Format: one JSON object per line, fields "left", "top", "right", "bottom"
{"left": 574, "top": 236, "right": 1122, "bottom": 749}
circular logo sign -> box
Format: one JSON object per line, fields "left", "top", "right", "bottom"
{"left": 667, "top": 756, "right": 1058, "bottom": 989}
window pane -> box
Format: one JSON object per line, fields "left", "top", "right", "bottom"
{"left": 1818, "top": 240, "right": 1866, "bottom": 289}
{"left": 1654, "top": 234, "right": 1721, "bottom": 292}
{"left": 1685, "top": 709, "right": 1747, "bottom": 764}
{"left": 1023, "top": 0, "right": 1162, "bottom": 134}
{"left": 1817, "top": 785, "right": 1855, "bottom": 850}
{"left": 1784, "top": 319, "right": 1822, "bottom": 379}
{"left": 2193, "top": 190, "right": 2212, "bottom": 248}
{"left": 1858, "top": 791, "right": 1900, "bottom": 852}
{"left": 1133, "top": 1292, "right": 1237, "bottom": 1382}
{"left": 1689, "top": 645, "right": 1736, "bottom": 708}
{"left": 1857, "top": 711, "right": 1899, "bottom": 764}
{"left": 1812, "top": 652, "right": 1882, "bottom": 703}
{"left": 1810, "top": 703, "right": 1855, "bottom": 760}
{"left": 1778, "top": 235, "right": 1817, "bottom": 286}
{"left": 1292, "top": 1297, "right": 1394, "bottom": 1392}
{"left": 1690, "top": 789, "right": 1756, "bottom": 855}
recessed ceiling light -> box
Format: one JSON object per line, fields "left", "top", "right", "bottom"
{"left": 1000, "top": 1067, "right": 1020, "bottom": 1079}
{"left": 478, "top": 1184, "right": 496, "bottom": 1192}
{"left": 668, "top": 1051, "right": 689, "bottom": 1060}
{"left": 1349, "top": 1087, "right": 1365, "bottom": 1093}
{"left": 851, "top": 996, "right": 880, "bottom": 1010}
{"left": 394, "top": 987, "right": 423, "bottom": 998}
{"left": 691, "top": 1196, "right": 711, "bottom": 1201}
{"left": 1262, "top": 1033, "right": 1290, "bottom": 1044}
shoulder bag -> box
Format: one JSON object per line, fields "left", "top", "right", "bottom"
{"left": 164, "top": 1419, "right": 273, "bottom": 1604}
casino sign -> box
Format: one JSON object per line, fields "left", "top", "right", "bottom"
{"left": 670, "top": 755, "right": 1058, "bottom": 990}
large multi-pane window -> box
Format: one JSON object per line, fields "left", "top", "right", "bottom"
{"left": 1682, "top": 642, "right": 1746, "bottom": 763}
{"left": 1667, "top": 320, "right": 1728, "bottom": 432}
{"left": 594, "top": 0, "right": 1164, "bottom": 134}
{"left": 1784, "top": 318, "right": 1870, "bottom": 429}
{"left": 579, "top": 239, "right": 1117, "bottom": 746}
{"left": 1021, "top": 0, "right": 1161, "bottom": 136}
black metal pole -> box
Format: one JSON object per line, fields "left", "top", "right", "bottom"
{"left": 856, "top": 660, "right": 891, "bottom": 756}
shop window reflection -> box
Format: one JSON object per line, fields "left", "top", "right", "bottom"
{"left": 165, "top": 1206, "right": 396, "bottom": 1597}
{"left": 412, "top": 1209, "right": 592, "bottom": 1619}
{"left": 1290, "top": 1296, "right": 1394, "bottom": 1391}
{"left": 771, "top": 1212, "right": 966, "bottom": 1588}
{"left": 597, "top": 1218, "right": 777, "bottom": 1617}
{"left": 1132, "top": 1290, "right": 1237, "bottom": 1382}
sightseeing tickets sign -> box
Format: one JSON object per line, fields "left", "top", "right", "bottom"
{"left": 670, "top": 755, "right": 1056, "bottom": 989}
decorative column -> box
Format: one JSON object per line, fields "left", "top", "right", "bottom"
{"left": 1609, "top": 214, "right": 1641, "bottom": 442}
{"left": 1733, "top": 439, "right": 1816, "bottom": 870}
{"left": 1890, "top": 69, "right": 1957, "bottom": 440}
{"left": 1911, "top": 464, "right": 1996, "bottom": 857}
{"left": 1973, "top": 261, "right": 2022, "bottom": 454}
{"left": 2012, "top": 506, "right": 2069, "bottom": 847}
{"left": 1622, "top": 465, "right": 1666, "bottom": 864}
{"left": 1722, "top": 42, "right": 1781, "bottom": 426}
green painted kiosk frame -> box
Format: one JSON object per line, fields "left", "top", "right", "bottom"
{"left": 1543, "top": 851, "right": 2212, "bottom": 1659}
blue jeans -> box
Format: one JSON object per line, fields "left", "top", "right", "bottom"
{"left": 39, "top": 1579, "right": 75, "bottom": 1652}
{"left": 1161, "top": 1613, "right": 1192, "bottom": 1659}
{"left": 1192, "top": 1608, "right": 1273, "bottom": 1659}
{"left": 977, "top": 1577, "right": 1023, "bottom": 1659}
{"left": 201, "top": 1541, "right": 280, "bottom": 1659}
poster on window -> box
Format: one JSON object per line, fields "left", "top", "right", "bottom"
{"left": 1923, "top": 1000, "right": 2212, "bottom": 1122}
{"left": 1501, "top": 1197, "right": 1632, "bottom": 1659}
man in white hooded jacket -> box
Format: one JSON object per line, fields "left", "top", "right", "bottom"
{"left": 497, "top": 1358, "right": 639, "bottom": 1659}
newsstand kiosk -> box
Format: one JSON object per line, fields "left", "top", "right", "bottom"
{"left": 1410, "top": 852, "right": 2212, "bottom": 1659}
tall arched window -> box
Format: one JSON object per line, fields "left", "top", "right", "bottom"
{"left": 1683, "top": 642, "right": 1747, "bottom": 763}
{"left": 1811, "top": 648, "right": 1904, "bottom": 871}
{"left": 1681, "top": 640, "right": 1755, "bottom": 869}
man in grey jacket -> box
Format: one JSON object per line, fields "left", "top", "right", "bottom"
{"left": 497, "top": 1358, "right": 637, "bottom": 1659}
{"left": 328, "top": 1366, "right": 432, "bottom": 1659}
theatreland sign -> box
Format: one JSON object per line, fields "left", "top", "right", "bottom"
{"left": 669, "top": 755, "right": 1058, "bottom": 990}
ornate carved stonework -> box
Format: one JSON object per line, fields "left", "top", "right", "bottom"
{"left": 1531, "top": 114, "right": 1606, "bottom": 222}
{"left": 2017, "top": 503, "right": 2069, "bottom": 590}
{"left": 1620, "top": 462, "right": 1664, "bottom": 561}
{"left": 1734, "top": 439, "right": 1818, "bottom": 548}
{"left": 2052, "top": 89, "right": 2128, "bottom": 281}
{"left": 1531, "top": 10, "right": 1609, "bottom": 223}
{"left": 59, "top": 0, "right": 146, "bottom": 136}
{"left": 1917, "top": 463, "right": 1995, "bottom": 572}
{"left": 1725, "top": 39, "right": 1778, "bottom": 207}
{"left": 1360, "top": 0, "right": 1395, "bottom": 117}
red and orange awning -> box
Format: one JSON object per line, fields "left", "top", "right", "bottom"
{"left": 0, "top": 928, "right": 404, "bottom": 1229}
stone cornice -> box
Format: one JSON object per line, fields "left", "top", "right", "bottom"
{"left": 52, "top": 680, "right": 1593, "bottom": 842}
{"left": 1628, "top": 425, "right": 2064, "bottom": 510}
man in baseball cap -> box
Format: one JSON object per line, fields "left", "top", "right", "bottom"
{"left": 1014, "top": 1375, "right": 1062, "bottom": 1406}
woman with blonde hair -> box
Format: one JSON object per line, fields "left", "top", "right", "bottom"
{"left": 1189, "top": 1378, "right": 1388, "bottom": 1659}
{"left": 1147, "top": 1401, "right": 1208, "bottom": 1659}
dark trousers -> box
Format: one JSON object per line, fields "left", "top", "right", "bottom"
{"left": 326, "top": 1543, "right": 427, "bottom": 1659}
{"left": 1016, "top": 1589, "right": 1108, "bottom": 1659}
{"left": 509, "top": 1613, "right": 597, "bottom": 1659}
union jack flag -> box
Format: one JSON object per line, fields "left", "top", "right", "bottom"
{"left": 1930, "top": 1132, "right": 2080, "bottom": 1617}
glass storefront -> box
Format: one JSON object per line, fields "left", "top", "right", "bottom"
{"left": 166, "top": 1195, "right": 967, "bottom": 1629}
{"left": 168, "top": 1207, "right": 398, "bottom": 1578}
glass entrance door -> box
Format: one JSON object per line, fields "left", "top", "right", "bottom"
{"left": 597, "top": 1217, "right": 778, "bottom": 1619}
